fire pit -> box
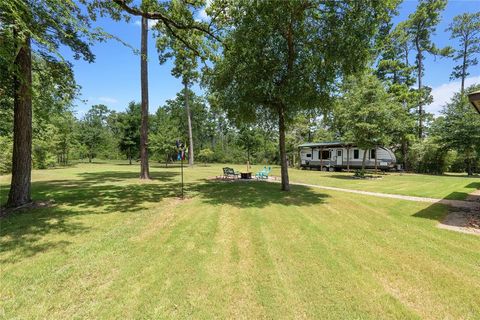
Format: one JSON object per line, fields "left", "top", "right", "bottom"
{"left": 240, "top": 172, "right": 252, "bottom": 179}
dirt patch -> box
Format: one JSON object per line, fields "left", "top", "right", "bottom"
{"left": 0, "top": 200, "right": 55, "bottom": 218}
{"left": 438, "top": 210, "right": 480, "bottom": 236}
{"left": 466, "top": 189, "right": 480, "bottom": 203}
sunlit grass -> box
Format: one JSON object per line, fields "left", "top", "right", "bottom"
{"left": 284, "top": 168, "right": 479, "bottom": 200}
{"left": 0, "top": 162, "right": 479, "bottom": 319}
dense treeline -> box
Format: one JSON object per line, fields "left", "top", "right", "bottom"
{"left": 1, "top": 81, "right": 478, "bottom": 175}
{"left": 1, "top": 0, "right": 479, "bottom": 207}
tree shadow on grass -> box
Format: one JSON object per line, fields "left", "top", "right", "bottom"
{"left": 438, "top": 182, "right": 480, "bottom": 201}
{"left": 1, "top": 171, "right": 328, "bottom": 264}
{"left": 32, "top": 171, "right": 180, "bottom": 214}
{"left": 323, "top": 174, "right": 358, "bottom": 180}
{"left": 0, "top": 206, "right": 87, "bottom": 264}
{"left": 413, "top": 183, "right": 480, "bottom": 232}
{"left": 1, "top": 171, "right": 182, "bottom": 263}
{"left": 189, "top": 180, "right": 329, "bottom": 209}
{"left": 75, "top": 170, "right": 178, "bottom": 183}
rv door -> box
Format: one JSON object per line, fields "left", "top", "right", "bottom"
{"left": 336, "top": 149, "right": 342, "bottom": 166}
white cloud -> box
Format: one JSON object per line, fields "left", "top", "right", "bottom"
{"left": 98, "top": 96, "right": 118, "bottom": 104}
{"left": 197, "top": 0, "right": 212, "bottom": 22}
{"left": 428, "top": 75, "right": 480, "bottom": 114}
{"left": 133, "top": 19, "right": 158, "bottom": 29}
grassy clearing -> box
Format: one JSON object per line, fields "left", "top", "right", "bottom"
{"left": 1, "top": 162, "right": 480, "bottom": 319}
{"left": 215, "top": 163, "right": 478, "bottom": 200}
{"left": 284, "top": 168, "right": 480, "bottom": 200}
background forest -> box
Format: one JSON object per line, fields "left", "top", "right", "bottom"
{"left": 1, "top": 0, "right": 479, "bottom": 178}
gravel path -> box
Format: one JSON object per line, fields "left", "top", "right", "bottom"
{"left": 279, "top": 180, "right": 480, "bottom": 211}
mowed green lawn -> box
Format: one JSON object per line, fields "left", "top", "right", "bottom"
{"left": 1, "top": 162, "right": 479, "bottom": 319}
{"left": 266, "top": 166, "right": 479, "bottom": 200}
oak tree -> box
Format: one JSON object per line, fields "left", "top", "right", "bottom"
{"left": 209, "top": 0, "right": 398, "bottom": 190}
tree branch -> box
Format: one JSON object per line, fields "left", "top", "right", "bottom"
{"left": 112, "top": 0, "right": 223, "bottom": 43}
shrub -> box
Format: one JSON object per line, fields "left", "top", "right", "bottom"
{"left": 198, "top": 148, "right": 214, "bottom": 164}
{"left": 408, "top": 139, "right": 448, "bottom": 174}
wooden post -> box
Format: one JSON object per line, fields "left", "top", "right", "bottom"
{"left": 320, "top": 148, "right": 323, "bottom": 171}
{"left": 347, "top": 147, "right": 350, "bottom": 172}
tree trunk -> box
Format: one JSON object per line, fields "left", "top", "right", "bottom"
{"left": 278, "top": 106, "right": 290, "bottom": 191}
{"left": 361, "top": 149, "right": 367, "bottom": 171}
{"left": 402, "top": 138, "right": 408, "bottom": 171}
{"left": 346, "top": 147, "right": 350, "bottom": 171}
{"left": 185, "top": 81, "right": 194, "bottom": 166}
{"left": 374, "top": 147, "right": 378, "bottom": 174}
{"left": 461, "top": 40, "right": 467, "bottom": 94}
{"left": 7, "top": 35, "right": 33, "bottom": 208}
{"left": 320, "top": 148, "right": 323, "bottom": 171}
{"left": 139, "top": 15, "right": 151, "bottom": 179}
{"left": 416, "top": 38, "right": 423, "bottom": 139}
{"left": 466, "top": 151, "right": 473, "bottom": 176}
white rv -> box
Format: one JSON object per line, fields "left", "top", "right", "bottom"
{"left": 299, "top": 141, "right": 396, "bottom": 171}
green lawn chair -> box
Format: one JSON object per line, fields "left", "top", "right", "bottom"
{"left": 255, "top": 166, "right": 271, "bottom": 179}
{"left": 255, "top": 166, "right": 267, "bottom": 179}
{"left": 261, "top": 166, "right": 271, "bottom": 179}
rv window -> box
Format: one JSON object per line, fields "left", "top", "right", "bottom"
{"left": 337, "top": 150, "right": 341, "bottom": 157}
{"left": 306, "top": 154, "right": 311, "bottom": 158}
{"left": 353, "top": 149, "right": 359, "bottom": 159}
{"left": 321, "top": 150, "right": 330, "bottom": 160}
{"left": 370, "top": 149, "right": 376, "bottom": 159}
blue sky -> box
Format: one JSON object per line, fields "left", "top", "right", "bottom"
{"left": 67, "top": 0, "right": 480, "bottom": 118}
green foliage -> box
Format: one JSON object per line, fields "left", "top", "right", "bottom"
{"left": 376, "top": 22, "right": 415, "bottom": 87}
{"left": 447, "top": 12, "right": 480, "bottom": 87}
{"left": 76, "top": 105, "right": 111, "bottom": 162}
{"left": 32, "top": 139, "right": 56, "bottom": 170}
{"left": 197, "top": 148, "right": 214, "bottom": 164}
{"left": 334, "top": 73, "right": 403, "bottom": 168}
{"left": 0, "top": 0, "right": 101, "bottom": 64}
{"left": 150, "top": 107, "right": 180, "bottom": 165}
{"left": 209, "top": 0, "right": 398, "bottom": 189}
{"left": 405, "top": 0, "right": 452, "bottom": 64}
{"left": 236, "top": 125, "right": 262, "bottom": 163}
{"left": 407, "top": 138, "right": 449, "bottom": 174}
{"left": 210, "top": 0, "right": 398, "bottom": 123}
{"left": 0, "top": 136, "right": 13, "bottom": 174}
{"left": 432, "top": 85, "right": 480, "bottom": 175}
{"left": 354, "top": 169, "right": 366, "bottom": 178}
{"left": 114, "top": 102, "right": 142, "bottom": 163}
{"left": 403, "top": 0, "right": 450, "bottom": 137}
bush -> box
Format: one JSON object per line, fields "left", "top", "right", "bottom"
{"left": 354, "top": 169, "right": 365, "bottom": 178}
{"left": 198, "top": 148, "right": 214, "bottom": 164}
{"left": 407, "top": 139, "right": 448, "bottom": 175}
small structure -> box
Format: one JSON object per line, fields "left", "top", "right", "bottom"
{"left": 298, "top": 141, "right": 396, "bottom": 171}
{"left": 468, "top": 90, "right": 480, "bottom": 114}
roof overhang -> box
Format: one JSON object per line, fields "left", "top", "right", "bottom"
{"left": 298, "top": 141, "right": 354, "bottom": 149}
{"left": 468, "top": 90, "right": 480, "bottom": 114}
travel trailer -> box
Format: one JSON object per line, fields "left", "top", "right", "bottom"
{"left": 299, "top": 141, "right": 396, "bottom": 171}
